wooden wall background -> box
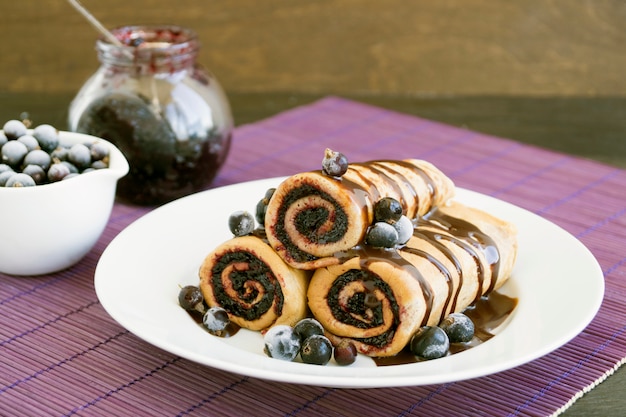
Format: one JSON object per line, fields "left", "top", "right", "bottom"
{"left": 2, "top": 0, "right": 625, "bottom": 97}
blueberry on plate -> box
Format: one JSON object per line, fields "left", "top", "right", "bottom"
{"left": 203, "top": 306, "right": 231, "bottom": 336}
{"left": 255, "top": 187, "right": 276, "bottom": 226}
{"left": 293, "top": 318, "right": 324, "bottom": 342}
{"left": 410, "top": 326, "right": 450, "bottom": 360}
{"left": 178, "top": 285, "right": 204, "bottom": 312}
{"left": 263, "top": 325, "right": 301, "bottom": 361}
{"left": 439, "top": 312, "right": 475, "bottom": 343}
{"left": 300, "top": 334, "right": 333, "bottom": 365}
{"left": 333, "top": 339, "right": 357, "bottom": 366}
{"left": 228, "top": 210, "right": 255, "bottom": 236}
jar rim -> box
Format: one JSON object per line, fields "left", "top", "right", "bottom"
{"left": 95, "top": 25, "right": 200, "bottom": 70}
{"left": 97, "top": 25, "right": 199, "bottom": 53}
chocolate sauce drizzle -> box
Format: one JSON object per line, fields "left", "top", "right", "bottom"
{"left": 422, "top": 210, "right": 501, "bottom": 295}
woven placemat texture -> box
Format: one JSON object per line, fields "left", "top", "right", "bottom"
{"left": 1, "top": 97, "right": 625, "bottom": 416}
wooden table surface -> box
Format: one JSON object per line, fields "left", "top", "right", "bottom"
{"left": 1, "top": 90, "right": 624, "bottom": 416}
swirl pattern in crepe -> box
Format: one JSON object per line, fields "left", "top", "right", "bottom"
{"left": 264, "top": 159, "right": 455, "bottom": 270}
{"left": 199, "top": 234, "right": 311, "bottom": 331}
{"left": 307, "top": 201, "right": 517, "bottom": 357}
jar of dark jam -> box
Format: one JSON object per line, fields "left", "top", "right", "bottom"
{"left": 68, "top": 25, "right": 233, "bottom": 205}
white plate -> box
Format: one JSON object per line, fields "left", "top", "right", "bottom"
{"left": 95, "top": 177, "right": 604, "bottom": 388}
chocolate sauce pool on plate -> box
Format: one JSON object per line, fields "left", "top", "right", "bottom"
{"left": 374, "top": 291, "right": 517, "bottom": 366}
{"left": 186, "top": 290, "right": 517, "bottom": 365}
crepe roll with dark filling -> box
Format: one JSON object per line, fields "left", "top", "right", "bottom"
{"left": 199, "top": 234, "right": 311, "bottom": 331}
{"left": 307, "top": 201, "right": 517, "bottom": 357}
{"left": 265, "top": 159, "right": 455, "bottom": 270}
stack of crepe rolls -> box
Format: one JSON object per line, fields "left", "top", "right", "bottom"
{"left": 307, "top": 201, "right": 517, "bottom": 357}
{"left": 264, "top": 159, "right": 455, "bottom": 270}
{"left": 197, "top": 156, "right": 518, "bottom": 357}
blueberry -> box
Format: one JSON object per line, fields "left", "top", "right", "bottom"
{"left": 5, "top": 172, "right": 36, "bottom": 187}
{"left": 47, "top": 162, "right": 71, "bottom": 182}
{"left": 2, "top": 140, "right": 29, "bottom": 167}
{"left": 293, "top": 318, "right": 324, "bottom": 342}
{"left": 228, "top": 210, "right": 255, "bottom": 236}
{"left": 178, "top": 285, "right": 204, "bottom": 312}
{"left": 23, "top": 149, "right": 52, "bottom": 171}
{"left": 0, "top": 163, "right": 12, "bottom": 174}
{"left": 22, "top": 164, "right": 47, "bottom": 184}
{"left": 410, "top": 326, "right": 450, "bottom": 360}
{"left": 0, "top": 170, "right": 16, "bottom": 186}
{"left": 365, "top": 222, "right": 399, "bottom": 248}
{"left": 61, "top": 161, "right": 79, "bottom": 174}
{"left": 255, "top": 188, "right": 276, "bottom": 226}
{"left": 62, "top": 173, "right": 80, "bottom": 181}
{"left": 90, "top": 141, "right": 109, "bottom": 161}
{"left": 374, "top": 197, "right": 403, "bottom": 224}
{"left": 322, "top": 148, "right": 348, "bottom": 177}
{"left": 393, "top": 215, "right": 414, "bottom": 245}
{"left": 91, "top": 160, "right": 108, "bottom": 170}
{"left": 439, "top": 312, "right": 475, "bottom": 343}
{"left": 33, "top": 124, "right": 59, "bottom": 153}
{"left": 2, "top": 119, "right": 27, "bottom": 140}
{"left": 50, "top": 147, "right": 69, "bottom": 162}
{"left": 263, "top": 325, "right": 301, "bottom": 361}
{"left": 17, "top": 135, "right": 40, "bottom": 152}
{"left": 202, "top": 306, "right": 230, "bottom": 336}
{"left": 300, "top": 334, "right": 333, "bottom": 365}
{"left": 0, "top": 120, "right": 108, "bottom": 186}
{"left": 333, "top": 339, "right": 357, "bottom": 366}
{"left": 68, "top": 143, "right": 92, "bottom": 169}
{"left": 129, "top": 37, "right": 145, "bottom": 47}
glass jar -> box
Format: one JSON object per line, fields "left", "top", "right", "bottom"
{"left": 68, "top": 25, "right": 233, "bottom": 205}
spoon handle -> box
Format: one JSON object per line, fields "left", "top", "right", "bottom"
{"left": 67, "top": 0, "right": 124, "bottom": 47}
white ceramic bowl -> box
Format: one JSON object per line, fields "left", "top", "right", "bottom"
{"left": 0, "top": 131, "right": 129, "bottom": 276}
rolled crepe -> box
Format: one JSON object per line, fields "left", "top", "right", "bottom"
{"left": 199, "top": 233, "right": 311, "bottom": 331}
{"left": 307, "top": 201, "right": 517, "bottom": 357}
{"left": 265, "top": 159, "right": 455, "bottom": 270}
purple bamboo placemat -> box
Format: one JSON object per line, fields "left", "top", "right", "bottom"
{"left": 1, "top": 96, "right": 625, "bottom": 416}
